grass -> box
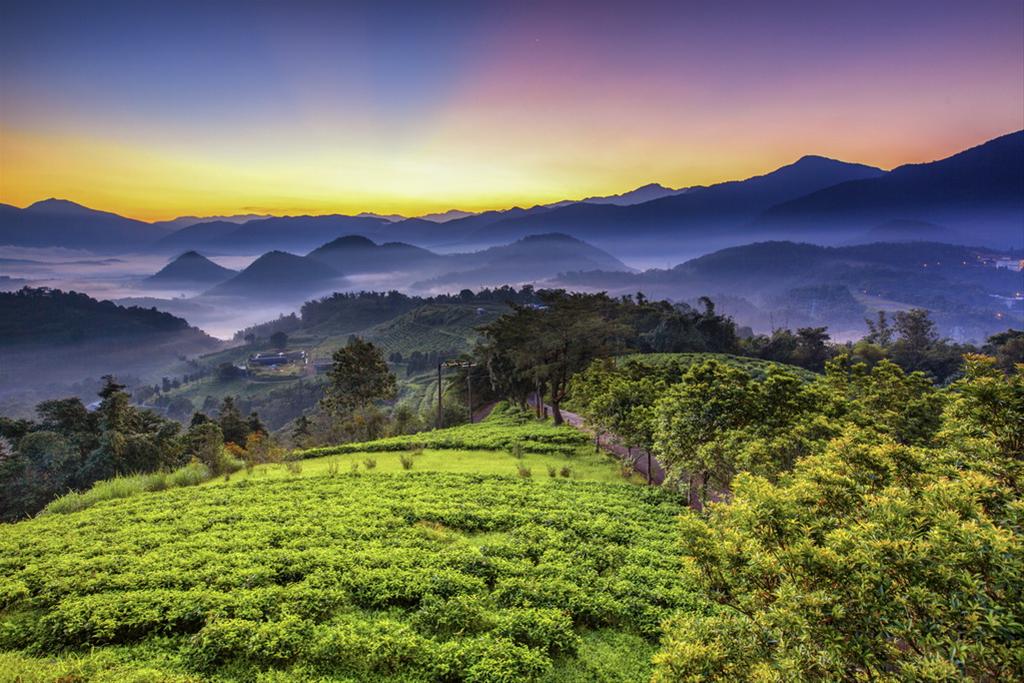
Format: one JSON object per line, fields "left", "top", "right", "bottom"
{"left": 42, "top": 462, "right": 214, "bottom": 516}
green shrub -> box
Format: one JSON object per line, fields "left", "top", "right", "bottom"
{"left": 546, "top": 465, "right": 557, "bottom": 478}
{"left": 400, "top": 453, "right": 415, "bottom": 470}
{"left": 493, "top": 608, "right": 579, "bottom": 655}
{"left": 169, "top": 462, "right": 210, "bottom": 488}
{"left": 517, "top": 465, "right": 532, "bottom": 479}
{"left": 444, "top": 634, "right": 551, "bottom": 682}
{"left": 559, "top": 466, "right": 572, "bottom": 478}
{"left": 363, "top": 457, "right": 377, "bottom": 470}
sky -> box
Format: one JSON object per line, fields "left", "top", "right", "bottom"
{"left": 1, "top": 0, "right": 1022, "bottom": 222}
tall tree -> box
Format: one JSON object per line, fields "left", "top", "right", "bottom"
{"left": 270, "top": 331, "right": 288, "bottom": 350}
{"left": 321, "top": 338, "right": 396, "bottom": 417}
{"left": 217, "top": 397, "right": 248, "bottom": 446}
{"left": 653, "top": 359, "right": 756, "bottom": 509}
{"left": 477, "top": 291, "right": 630, "bottom": 424}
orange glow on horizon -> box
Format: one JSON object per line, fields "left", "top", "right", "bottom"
{"left": 2, "top": 120, "right": 1020, "bottom": 223}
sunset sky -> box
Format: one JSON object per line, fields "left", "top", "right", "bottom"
{"left": 1, "top": 0, "right": 1022, "bottom": 221}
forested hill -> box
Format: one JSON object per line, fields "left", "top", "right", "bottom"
{"left": 0, "top": 287, "right": 210, "bottom": 346}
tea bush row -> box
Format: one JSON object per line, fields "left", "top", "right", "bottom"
{"left": 295, "top": 406, "right": 589, "bottom": 459}
{"left": 0, "top": 472, "right": 686, "bottom": 680}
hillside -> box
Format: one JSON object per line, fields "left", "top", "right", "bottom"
{"left": 0, "top": 288, "right": 220, "bottom": 404}
{"left": 0, "top": 287, "right": 205, "bottom": 346}
{"left": 152, "top": 219, "right": 244, "bottom": 253}
{"left": 204, "top": 251, "right": 341, "bottom": 299}
{"left": 143, "top": 251, "right": 237, "bottom": 288}
{"left": 0, "top": 416, "right": 680, "bottom": 681}
{"left": 356, "top": 302, "right": 506, "bottom": 356}
{"left": 419, "top": 233, "right": 631, "bottom": 287}
{"left": 305, "top": 235, "right": 441, "bottom": 273}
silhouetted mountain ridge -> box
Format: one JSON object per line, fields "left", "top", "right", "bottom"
{"left": 760, "top": 130, "right": 1024, "bottom": 245}
{"left": 144, "top": 251, "right": 237, "bottom": 287}
{"left": 204, "top": 250, "right": 340, "bottom": 299}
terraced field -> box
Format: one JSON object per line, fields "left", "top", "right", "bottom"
{"left": 1, "top": 469, "right": 686, "bottom": 681}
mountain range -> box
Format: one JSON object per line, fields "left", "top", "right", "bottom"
{"left": 2, "top": 130, "right": 1021, "bottom": 254}
{"left": 140, "top": 233, "right": 630, "bottom": 305}
{"left": 556, "top": 240, "right": 1021, "bottom": 341}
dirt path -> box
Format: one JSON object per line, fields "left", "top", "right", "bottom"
{"left": 471, "top": 401, "right": 499, "bottom": 423}
{"left": 528, "top": 395, "right": 666, "bottom": 485}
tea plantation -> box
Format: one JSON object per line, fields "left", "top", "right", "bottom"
{"left": 0, "top": 468, "right": 688, "bottom": 681}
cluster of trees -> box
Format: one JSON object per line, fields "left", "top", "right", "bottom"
{"left": 560, "top": 319, "right": 1022, "bottom": 678}
{"left": 740, "top": 308, "right": 1019, "bottom": 381}
{"left": 0, "top": 379, "right": 272, "bottom": 521}
{"left": 472, "top": 291, "right": 740, "bottom": 423}
{"left": 650, "top": 355, "right": 1022, "bottom": 680}
{"left": 573, "top": 354, "right": 947, "bottom": 508}
{"left": 285, "top": 337, "right": 426, "bottom": 448}
{"left": 298, "top": 287, "right": 541, "bottom": 330}
{"left": 0, "top": 288, "right": 192, "bottom": 346}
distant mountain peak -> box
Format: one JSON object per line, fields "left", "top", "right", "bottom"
{"left": 356, "top": 212, "right": 405, "bottom": 222}
{"left": 793, "top": 154, "right": 836, "bottom": 164}
{"left": 783, "top": 154, "right": 877, "bottom": 171}
{"left": 26, "top": 198, "right": 95, "bottom": 213}
{"left": 145, "top": 250, "right": 236, "bottom": 287}
{"left": 580, "top": 183, "right": 684, "bottom": 206}
{"left": 417, "top": 209, "right": 477, "bottom": 223}
{"left": 318, "top": 235, "right": 377, "bottom": 249}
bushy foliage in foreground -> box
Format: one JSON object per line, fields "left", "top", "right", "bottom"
{"left": 0, "top": 472, "right": 686, "bottom": 681}
{"left": 653, "top": 356, "right": 1024, "bottom": 681}
{"left": 294, "top": 404, "right": 589, "bottom": 458}
{"left": 615, "top": 352, "right": 818, "bottom": 382}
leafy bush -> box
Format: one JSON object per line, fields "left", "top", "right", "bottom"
{"left": 400, "top": 453, "right": 415, "bottom": 470}
{"left": 516, "top": 465, "right": 532, "bottom": 479}
{"left": 363, "top": 457, "right": 377, "bottom": 470}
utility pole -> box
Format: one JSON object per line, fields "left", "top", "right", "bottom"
{"left": 437, "top": 359, "right": 477, "bottom": 428}
{"left": 436, "top": 362, "right": 443, "bottom": 429}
